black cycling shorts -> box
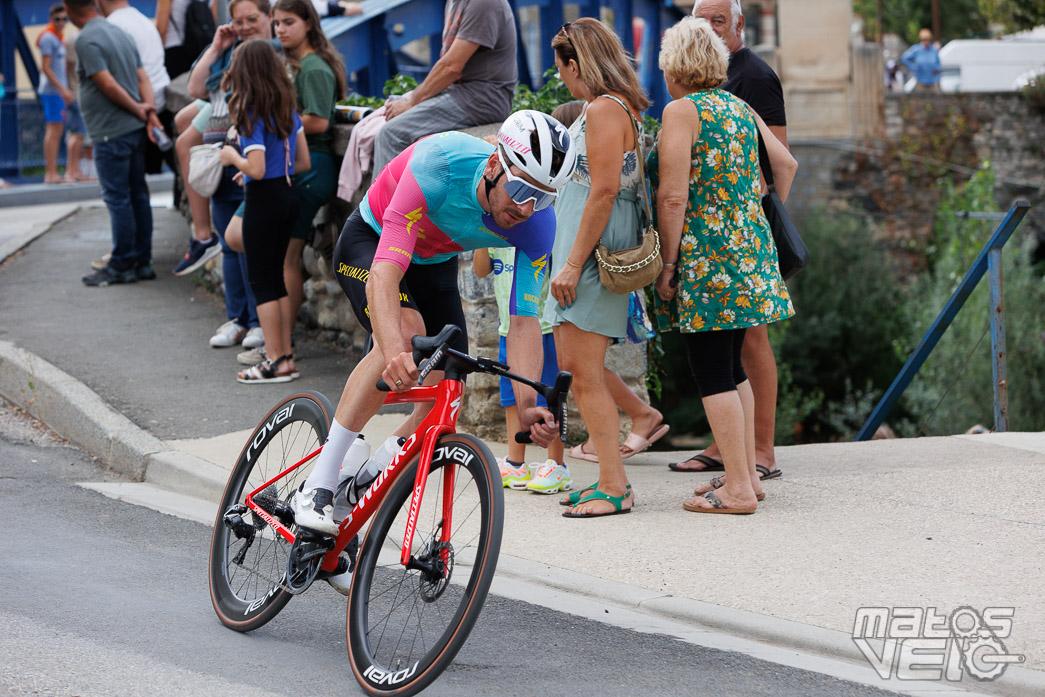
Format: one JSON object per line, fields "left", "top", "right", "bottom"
{"left": 333, "top": 208, "right": 469, "bottom": 358}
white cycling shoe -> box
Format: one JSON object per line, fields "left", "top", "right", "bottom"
{"left": 290, "top": 487, "right": 340, "bottom": 536}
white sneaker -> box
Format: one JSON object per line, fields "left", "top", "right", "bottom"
{"left": 290, "top": 487, "right": 339, "bottom": 535}
{"left": 525, "top": 460, "right": 573, "bottom": 494}
{"left": 498, "top": 457, "right": 542, "bottom": 490}
{"left": 210, "top": 320, "right": 247, "bottom": 348}
{"left": 327, "top": 567, "right": 352, "bottom": 596}
{"left": 237, "top": 345, "right": 265, "bottom": 365}
{"left": 241, "top": 327, "right": 265, "bottom": 348}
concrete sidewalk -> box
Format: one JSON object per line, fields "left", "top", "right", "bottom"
{"left": 1, "top": 201, "right": 1042, "bottom": 697}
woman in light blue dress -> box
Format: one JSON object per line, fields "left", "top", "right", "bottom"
{"left": 544, "top": 18, "right": 649, "bottom": 518}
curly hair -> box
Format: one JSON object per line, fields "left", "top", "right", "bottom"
{"left": 659, "top": 16, "right": 728, "bottom": 92}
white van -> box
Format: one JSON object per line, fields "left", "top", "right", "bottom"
{"left": 904, "top": 39, "right": 1045, "bottom": 92}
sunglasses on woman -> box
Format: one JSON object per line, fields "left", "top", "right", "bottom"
{"left": 496, "top": 149, "right": 557, "bottom": 211}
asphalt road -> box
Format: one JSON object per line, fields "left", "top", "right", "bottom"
{"left": 0, "top": 399, "right": 905, "bottom": 697}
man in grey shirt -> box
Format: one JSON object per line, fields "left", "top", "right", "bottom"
{"left": 65, "top": 0, "right": 163, "bottom": 286}
{"left": 372, "top": 0, "right": 517, "bottom": 174}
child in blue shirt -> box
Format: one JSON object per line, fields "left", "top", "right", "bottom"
{"left": 219, "top": 39, "right": 310, "bottom": 383}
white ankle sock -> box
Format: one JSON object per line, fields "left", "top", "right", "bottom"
{"left": 304, "top": 421, "right": 359, "bottom": 493}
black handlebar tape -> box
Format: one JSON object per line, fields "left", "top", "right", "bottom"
{"left": 514, "top": 431, "right": 532, "bottom": 444}
{"left": 376, "top": 379, "right": 391, "bottom": 392}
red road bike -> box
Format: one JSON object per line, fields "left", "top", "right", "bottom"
{"left": 208, "top": 325, "right": 570, "bottom": 696}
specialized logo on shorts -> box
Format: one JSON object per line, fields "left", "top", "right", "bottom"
{"left": 531, "top": 254, "right": 548, "bottom": 282}
{"left": 337, "top": 263, "right": 369, "bottom": 283}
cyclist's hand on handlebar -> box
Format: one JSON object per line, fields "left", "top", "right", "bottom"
{"left": 519, "top": 406, "right": 557, "bottom": 448}
{"left": 382, "top": 351, "right": 419, "bottom": 392}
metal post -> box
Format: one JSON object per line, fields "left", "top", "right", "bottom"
{"left": 988, "top": 247, "right": 1008, "bottom": 432}
{"left": 855, "top": 201, "right": 1030, "bottom": 441}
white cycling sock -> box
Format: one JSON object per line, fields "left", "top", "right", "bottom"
{"left": 303, "top": 420, "right": 359, "bottom": 493}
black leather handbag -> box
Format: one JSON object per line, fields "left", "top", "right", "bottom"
{"left": 757, "top": 130, "right": 809, "bottom": 281}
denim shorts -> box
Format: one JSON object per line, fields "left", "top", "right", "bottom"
{"left": 65, "top": 101, "right": 86, "bottom": 135}
{"left": 40, "top": 94, "right": 65, "bottom": 123}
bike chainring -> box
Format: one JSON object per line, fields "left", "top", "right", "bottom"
{"left": 284, "top": 532, "right": 334, "bottom": 595}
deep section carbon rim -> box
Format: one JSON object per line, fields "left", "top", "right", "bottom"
{"left": 208, "top": 391, "right": 332, "bottom": 631}
{"left": 347, "top": 434, "right": 503, "bottom": 696}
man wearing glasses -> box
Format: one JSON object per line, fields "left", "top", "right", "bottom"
{"left": 290, "top": 111, "right": 577, "bottom": 537}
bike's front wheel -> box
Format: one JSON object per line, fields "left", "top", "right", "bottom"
{"left": 347, "top": 433, "right": 504, "bottom": 696}
{"left": 208, "top": 390, "right": 333, "bottom": 632}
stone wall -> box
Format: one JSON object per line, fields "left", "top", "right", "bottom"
{"left": 785, "top": 91, "right": 1045, "bottom": 269}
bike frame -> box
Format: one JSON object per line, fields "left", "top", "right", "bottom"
{"left": 242, "top": 378, "right": 465, "bottom": 574}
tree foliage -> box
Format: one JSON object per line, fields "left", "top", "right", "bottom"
{"left": 852, "top": 0, "right": 988, "bottom": 43}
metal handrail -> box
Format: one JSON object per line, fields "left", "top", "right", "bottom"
{"left": 855, "top": 200, "right": 1031, "bottom": 440}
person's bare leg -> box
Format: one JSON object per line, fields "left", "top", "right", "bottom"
{"left": 44, "top": 122, "right": 63, "bottom": 182}
{"left": 66, "top": 134, "right": 83, "bottom": 180}
{"left": 238, "top": 298, "right": 290, "bottom": 378}
{"left": 225, "top": 215, "right": 243, "bottom": 252}
{"left": 504, "top": 405, "right": 526, "bottom": 463}
{"left": 578, "top": 367, "right": 662, "bottom": 456}
{"left": 740, "top": 324, "right": 778, "bottom": 469}
{"left": 686, "top": 388, "right": 758, "bottom": 510}
{"left": 175, "top": 127, "right": 212, "bottom": 242}
{"left": 682, "top": 325, "right": 778, "bottom": 472}
{"left": 556, "top": 323, "right": 631, "bottom": 516}
{"left": 284, "top": 238, "right": 306, "bottom": 331}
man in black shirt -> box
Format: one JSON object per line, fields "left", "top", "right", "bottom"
{"left": 670, "top": 0, "right": 788, "bottom": 477}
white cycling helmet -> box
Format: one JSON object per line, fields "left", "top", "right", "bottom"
{"left": 496, "top": 109, "right": 578, "bottom": 191}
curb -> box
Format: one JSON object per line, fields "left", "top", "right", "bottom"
{"left": 494, "top": 555, "right": 1045, "bottom": 697}
{"left": 0, "top": 339, "right": 218, "bottom": 494}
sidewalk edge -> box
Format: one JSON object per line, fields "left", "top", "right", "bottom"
{"left": 493, "top": 554, "right": 1045, "bottom": 697}
{"left": 0, "top": 340, "right": 216, "bottom": 490}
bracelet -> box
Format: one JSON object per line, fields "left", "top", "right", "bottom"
{"left": 565, "top": 258, "right": 583, "bottom": 269}
{"left": 662, "top": 261, "right": 678, "bottom": 267}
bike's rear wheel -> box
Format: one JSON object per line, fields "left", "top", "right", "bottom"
{"left": 347, "top": 433, "right": 503, "bottom": 696}
{"left": 208, "top": 390, "right": 333, "bottom": 632}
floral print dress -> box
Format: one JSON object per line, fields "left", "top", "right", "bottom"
{"left": 648, "top": 90, "right": 794, "bottom": 333}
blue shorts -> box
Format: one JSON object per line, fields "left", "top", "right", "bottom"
{"left": 498, "top": 333, "right": 558, "bottom": 407}
{"left": 40, "top": 94, "right": 65, "bottom": 123}
{"left": 65, "top": 101, "right": 86, "bottom": 135}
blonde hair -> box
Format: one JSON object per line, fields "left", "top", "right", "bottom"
{"left": 659, "top": 16, "right": 728, "bottom": 92}
{"left": 552, "top": 18, "right": 649, "bottom": 112}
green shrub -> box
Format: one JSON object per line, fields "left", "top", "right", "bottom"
{"left": 512, "top": 68, "right": 574, "bottom": 114}
{"left": 900, "top": 163, "right": 1045, "bottom": 434}
{"left": 773, "top": 207, "right": 912, "bottom": 440}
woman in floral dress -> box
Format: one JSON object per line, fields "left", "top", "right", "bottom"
{"left": 650, "top": 16, "right": 797, "bottom": 514}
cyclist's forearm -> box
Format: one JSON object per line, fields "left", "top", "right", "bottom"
{"left": 506, "top": 316, "right": 542, "bottom": 412}
{"left": 366, "top": 262, "right": 409, "bottom": 359}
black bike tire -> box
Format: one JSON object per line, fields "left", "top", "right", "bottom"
{"left": 346, "top": 433, "right": 504, "bottom": 696}
{"left": 208, "top": 390, "right": 334, "bottom": 632}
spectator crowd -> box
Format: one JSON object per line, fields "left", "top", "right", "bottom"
{"left": 28, "top": 0, "right": 822, "bottom": 517}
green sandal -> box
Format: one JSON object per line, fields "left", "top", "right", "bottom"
{"left": 559, "top": 481, "right": 632, "bottom": 507}
{"left": 561, "top": 487, "right": 632, "bottom": 518}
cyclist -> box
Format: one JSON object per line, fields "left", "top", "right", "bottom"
{"left": 291, "top": 110, "right": 578, "bottom": 539}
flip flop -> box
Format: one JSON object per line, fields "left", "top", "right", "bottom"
{"left": 559, "top": 481, "right": 632, "bottom": 506}
{"left": 568, "top": 442, "right": 599, "bottom": 462}
{"left": 756, "top": 464, "right": 783, "bottom": 480}
{"left": 696, "top": 475, "right": 765, "bottom": 501}
{"left": 683, "top": 490, "right": 756, "bottom": 515}
{"left": 562, "top": 487, "right": 632, "bottom": 518}
{"left": 668, "top": 453, "right": 725, "bottom": 473}
{"left": 620, "top": 422, "right": 670, "bottom": 459}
